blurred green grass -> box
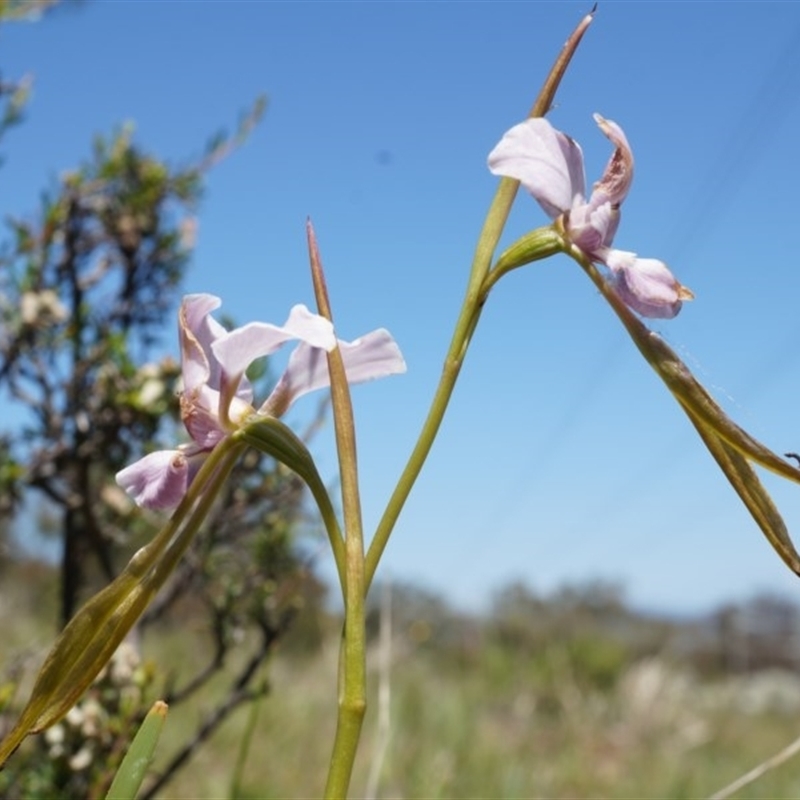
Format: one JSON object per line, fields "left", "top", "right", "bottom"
{"left": 5, "top": 568, "right": 800, "bottom": 799}
{"left": 150, "top": 619, "right": 800, "bottom": 797}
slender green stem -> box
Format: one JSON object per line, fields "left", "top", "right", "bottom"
{"left": 364, "top": 269, "right": 484, "bottom": 591}
{"left": 303, "top": 11, "right": 597, "bottom": 796}
{"left": 230, "top": 675, "right": 266, "bottom": 799}
{"left": 307, "top": 474, "right": 348, "bottom": 592}
{"left": 306, "top": 222, "right": 367, "bottom": 800}
{"left": 239, "top": 417, "right": 347, "bottom": 592}
{"left": 364, "top": 7, "right": 595, "bottom": 592}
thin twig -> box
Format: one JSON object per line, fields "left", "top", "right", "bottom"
{"left": 708, "top": 730, "right": 800, "bottom": 800}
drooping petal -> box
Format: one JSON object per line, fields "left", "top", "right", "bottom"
{"left": 116, "top": 449, "right": 190, "bottom": 510}
{"left": 590, "top": 114, "right": 634, "bottom": 208}
{"left": 211, "top": 304, "right": 336, "bottom": 381}
{"left": 488, "top": 118, "right": 586, "bottom": 218}
{"left": 604, "top": 250, "right": 692, "bottom": 319}
{"left": 261, "top": 328, "right": 406, "bottom": 417}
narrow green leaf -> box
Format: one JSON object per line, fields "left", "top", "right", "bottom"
{"left": 106, "top": 701, "right": 168, "bottom": 800}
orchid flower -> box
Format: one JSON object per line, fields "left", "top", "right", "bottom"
{"left": 488, "top": 114, "right": 693, "bottom": 319}
{"left": 117, "top": 293, "right": 406, "bottom": 510}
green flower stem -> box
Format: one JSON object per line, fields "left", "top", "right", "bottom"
{"left": 239, "top": 417, "right": 346, "bottom": 591}
{"left": 306, "top": 222, "right": 367, "bottom": 800}
{"left": 478, "top": 226, "right": 565, "bottom": 303}
{"left": 306, "top": 469, "right": 347, "bottom": 591}
{"left": 365, "top": 8, "right": 596, "bottom": 592}
{"left": 230, "top": 676, "right": 266, "bottom": 799}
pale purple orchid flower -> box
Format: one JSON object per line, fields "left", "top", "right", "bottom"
{"left": 488, "top": 114, "right": 693, "bottom": 318}
{"left": 117, "top": 293, "right": 406, "bottom": 510}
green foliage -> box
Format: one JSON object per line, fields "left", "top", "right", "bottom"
{"left": 152, "top": 580, "right": 800, "bottom": 799}
{"left": 0, "top": 50, "right": 266, "bottom": 627}
{"left": 106, "top": 701, "right": 168, "bottom": 800}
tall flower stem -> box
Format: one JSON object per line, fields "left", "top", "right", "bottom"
{"left": 306, "top": 222, "right": 368, "bottom": 800}
{"left": 365, "top": 7, "right": 596, "bottom": 592}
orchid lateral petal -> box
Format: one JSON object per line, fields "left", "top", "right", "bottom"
{"left": 115, "top": 450, "right": 189, "bottom": 510}
{"left": 262, "top": 328, "right": 406, "bottom": 415}
{"left": 210, "top": 304, "right": 336, "bottom": 380}
{"left": 336, "top": 328, "right": 408, "bottom": 384}
{"left": 488, "top": 118, "right": 585, "bottom": 218}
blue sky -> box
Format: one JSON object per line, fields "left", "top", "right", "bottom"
{"left": 4, "top": 1, "right": 800, "bottom": 615}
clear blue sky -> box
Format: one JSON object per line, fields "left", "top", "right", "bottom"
{"left": 4, "top": 1, "right": 800, "bottom": 615}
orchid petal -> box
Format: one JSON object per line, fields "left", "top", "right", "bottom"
{"left": 179, "top": 293, "right": 227, "bottom": 395}
{"left": 569, "top": 199, "right": 620, "bottom": 254}
{"left": 211, "top": 304, "right": 336, "bottom": 380}
{"left": 261, "top": 328, "right": 406, "bottom": 416}
{"left": 181, "top": 385, "right": 232, "bottom": 448}
{"left": 116, "top": 450, "right": 190, "bottom": 510}
{"left": 590, "top": 113, "right": 634, "bottom": 207}
{"left": 488, "top": 118, "right": 586, "bottom": 218}
{"left": 604, "top": 250, "right": 689, "bottom": 319}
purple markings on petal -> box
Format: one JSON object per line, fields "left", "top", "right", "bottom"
{"left": 182, "top": 385, "right": 230, "bottom": 448}
{"left": 116, "top": 450, "right": 190, "bottom": 510}
{"left": 488, "top": 118, "right": 586, "bottom": 218}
